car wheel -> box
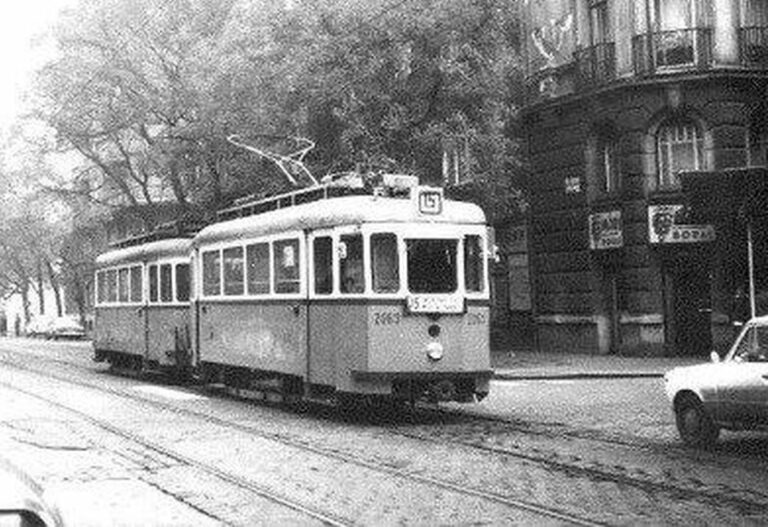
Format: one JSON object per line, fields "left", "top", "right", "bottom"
{"left": 675, "top": 396, "right": 720, "bottom": 447}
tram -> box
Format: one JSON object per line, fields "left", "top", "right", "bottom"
{"left": 93, "top": 236, "right": 193, "bottom": 373}
{"left": 192, "top": 175, "right": 492, "bottom": 403}
{"left": 92, "top": 136, "right": 492, "bottom": 404}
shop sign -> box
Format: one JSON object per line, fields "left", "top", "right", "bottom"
{"left": 648, "top": 204, "right": 715, "bottom": 244}
{"left": 589, "top": 210, "right": 623, "bottom": 250}
{"left": 564, "top": 176, "right": 581, "bottom": 194}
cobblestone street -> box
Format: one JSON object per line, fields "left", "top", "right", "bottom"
{"left": 2, "top": 339, "right": 768, "bottom": 526}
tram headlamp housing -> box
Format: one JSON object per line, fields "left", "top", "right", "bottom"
{"left": 426, "top": 342, "right": 444, "bottom": 361}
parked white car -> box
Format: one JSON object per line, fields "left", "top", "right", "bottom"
{"left": 0, "top": 457, "right": 65, "bottom": 526}
{"left": 665, "top": 316, "right": 768, "bottom": 447}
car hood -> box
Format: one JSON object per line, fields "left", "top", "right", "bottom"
{"left": 664, "top": 362, "right": 722, "bottom": 400}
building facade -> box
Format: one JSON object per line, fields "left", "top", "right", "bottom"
{"left": 522, "top": 0, "right": 768, "bottom": 356}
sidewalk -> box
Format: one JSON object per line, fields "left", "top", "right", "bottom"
{"left": 491, "top": 349, "right": 706, "bottom": 380}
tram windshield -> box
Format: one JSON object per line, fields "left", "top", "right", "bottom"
{"left": 406, "top": 239, "right": 458, "bottom": 293}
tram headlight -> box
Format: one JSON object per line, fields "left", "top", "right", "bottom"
{"left": 426, "top": 342, "right": 444, "bottom": 361}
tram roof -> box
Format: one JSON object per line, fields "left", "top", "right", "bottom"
{"left": 193, "top": 195, "right": 486, "bottom": 247}
{"left": 96, "top": 238, "right": 192, "bottom": 267}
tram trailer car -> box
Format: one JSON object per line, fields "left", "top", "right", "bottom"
{"left": 191, "top": 186, "right": 493, "bottom": 403}
{"left": 93, "top": 238, "right": 193, "bottom": 373}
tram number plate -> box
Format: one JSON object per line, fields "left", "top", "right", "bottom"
{"left": 406, "top": 295, "right": 464, "bottom": 314}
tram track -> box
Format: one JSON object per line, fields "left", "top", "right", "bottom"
{"left": 5, "top": 344, "right": 768, "bottom": 523}
{"left": 0, "top": 374, "right": 351, "bottom": 527}
{"left": 0, "top": 348, "right": 603, "bottom": 526}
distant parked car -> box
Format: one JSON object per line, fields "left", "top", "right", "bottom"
{"left": 665, "top": 315, "right": 768, "bottom": 447}
{"left": 26, "top": 316, "right": 54, "bottom": 338}
{"left": 47, "top": 317, "right": 86, "bottom": 340}
{"left": 0, "top": 457, "right": 65, "bottom": 526}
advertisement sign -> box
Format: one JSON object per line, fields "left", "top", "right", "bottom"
{"left": 589, "top": 211, "right": 623, "bottom": 250}
{"left": 648, "top": 204, "right": 715, "bottom": 244}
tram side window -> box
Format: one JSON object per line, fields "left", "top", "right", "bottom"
{"left": 340, "top": 234, "right": 364, "bottom": 294}
{"left": 274, "top": 239, "right": 300, "bottom": 294}
{"left": 176, "top": 264, "right": 190, "bottom": 302}
{"left": 406, "top": 239, "right": 457, "bottom": 293}
{"left": 160, "top": 264, "right": 173, "bottom": 302}
{"left": 118, "top": 268, "right": 129, "bottom": 302}
{"left": 246, "top": 243, "right": 270, "bottom": 295}
{"left": 464, "top": 235, "right": 484, "bottom": 293}
{"left": 203, "top": 251, "right": 222, "bottom": 296}
{"left": 130, "top": 265, "right": 142, "bottom": 303}
{"left": 149, "top": 264, "right": 159, "bottom": 303}
{"left": 372, "top": 233, "right": 399, "bottom": 293}
{"left": 313, "top": 237, "right": 333, "bottom": 295}
{"left": 223, "top": 246, "right": 244, "bottom": 296}
{"left": 107, "top": 269, "right": 118, "bottom": 302}
{"left": 97, "top": 271, "right": 107, "bottom": 304}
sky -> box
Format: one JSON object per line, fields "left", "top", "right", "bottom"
{"left": 0, "top": 0, "right": 75, "bottom": 130}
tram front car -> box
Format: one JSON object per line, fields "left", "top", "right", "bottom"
{"left": 192, "top": 178, "right": 493, "bottom": 404}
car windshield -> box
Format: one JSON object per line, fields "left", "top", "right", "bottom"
{"left": 731, "top": 324, "right": 768, "bottom": 362}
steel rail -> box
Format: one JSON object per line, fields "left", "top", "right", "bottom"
{"left": 0, "top": 350, "right": 601, "bottom": 527}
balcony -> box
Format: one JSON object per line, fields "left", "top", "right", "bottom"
{"left": 574, "top": 43, "right": 616, "bottom": 90}
{"left": 632, "top": 28, "right": 713, "bottom": 77}
{"left": 740, "top": 26, "right": 768, "bottom": 69}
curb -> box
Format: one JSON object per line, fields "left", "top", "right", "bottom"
{"left": 492, "top": 371, "right": 665, "bottom": 381}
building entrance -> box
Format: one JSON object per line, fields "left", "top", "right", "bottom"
{"left": 662, "top": 250, "right": 712, "bottom": 356}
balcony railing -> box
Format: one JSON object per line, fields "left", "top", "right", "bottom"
{"left": 740, "top": 26, "right": 768, "bottom": 68}
{"left": 574, "top": 43, "right": 616, "bottom": 89}
{"left": 632, "top": 28, "right": 713, "bottom": 76}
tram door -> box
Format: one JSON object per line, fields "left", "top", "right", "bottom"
{"left": 663, "top": 251, "right": 712, "bottom": 356}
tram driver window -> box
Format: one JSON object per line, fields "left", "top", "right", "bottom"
{"left": 246, "top": 243, "right": 270, "bottom": 295}
{"left": 372, "top": 233, "right": 399, "bottom": 293}
{"left": 160, "top": 264, "right": 173, "bottom": 302}
{"left": 223, "top": 247, "right": 244, "bottom": 296}
{"left": 118, "top": 268, "right": 129, "bottom": 303}
{"left": 340, "top": 234, "right": 364, "bottom": 294}
{"left": 274, "top": 239, "right": 300, "bottom": 294}
{"left": 313, "top": 237, "right": 333, "bottom": 295}
{"left": 406, "top": 239, "right": 458, "bottom": 293}
{"left": 149, "top": 265, "right": 159, "bottom": 302}
{"left": 176, "top": 264, "right": 190, "bottom": 302}
{"left": 107, "top": 269, "right": 118, "bottom": 303}
{"left": 202, "top": 251, "right": 221, "bottom": 296}
{"left": 464, "top": 235, "right": 484, "bottom": 293}
{"left": 130, "top": 266, "right": 142, "bottom": 303}
{"left": 97, "top": 271, "right": 107, "bottom": 304}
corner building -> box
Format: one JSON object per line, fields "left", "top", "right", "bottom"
{"left": 522, "top": 0, "right": 768, "bottom": 356}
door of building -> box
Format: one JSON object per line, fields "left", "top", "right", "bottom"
{"left": 665, "top": 251, "right": 712, "bottom": 356}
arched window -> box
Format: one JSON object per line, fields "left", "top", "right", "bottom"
{"left": 597, "top": 134, "right": 619, "bottom": 194}
{"left": 747, "top": 121, "right": 768, "bottom": 167}
{"left": 656, "top": 118, "right": 704, "bottom": 189}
